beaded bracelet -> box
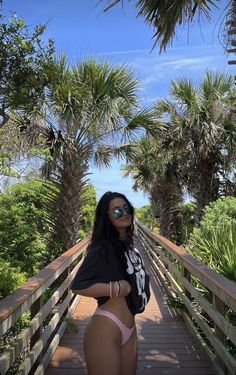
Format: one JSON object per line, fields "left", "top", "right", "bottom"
{"left": 109, "top": 281, "right": 121, "bottom": 298}
{"left": 114, "top": 281, "right": 119, "bottom": 298}
{"left": 117, "top": 281, "right": 120, "bottom": 297}
{"left": 109, "top": 281, "right": 112, "bottom": 298}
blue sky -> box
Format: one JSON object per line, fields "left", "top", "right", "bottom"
{"left": 2, "top": 0, "right": 234, "bottom": 207}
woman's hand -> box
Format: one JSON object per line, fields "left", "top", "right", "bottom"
{"left": 118, "top": 280, "right": 131, "bottom": 297}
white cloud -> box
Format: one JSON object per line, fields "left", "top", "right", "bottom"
{"left": 163, "top": 57, "right": 214, "bottom": 70}
{"left": 126, "top": 43, "right": 233, "bottom": 99}
{"left": 97, "top": 48, "right": 150, "bottom": 56}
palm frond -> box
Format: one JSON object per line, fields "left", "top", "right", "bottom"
{"left": 93, "top": 145, "right": 114, "bottom": 168}
{"left": 200, "top": 70, "right": 233, "bottom": 105}
{"left": 170, "top": 78, "right": 199, "bottom": 112}
{"left": 112, "top": 143, "right": 137, "bottom": 162}
{"left": 121, "top": 163, "right": 152, "bottom": 191}
{"left": 121, "top": 108, "right": 165, "bottom": 142}
{"left": 102, "top": 0, "right": 219, "bottom": 51}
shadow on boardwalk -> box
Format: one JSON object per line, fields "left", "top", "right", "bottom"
{"left": 136, "top": 276, "right": 214, "bottom": 374}
{"left": 135, "top": 238, "right": 214, "bottom": 375}
{"left": 46, "top": 239, "right": 215, "bottom": 375}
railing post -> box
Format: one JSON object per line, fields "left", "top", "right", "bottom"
{"left": 213, "top": 294, "right": 227, "bottom": 374}
{"left": 184, "top": 268, "right": 192, "bottom": 318}
{"left": 30, "top": 296, "right": 43, "bottom": 348}
{"left": 184, "top": 268, "right": 191, "bottom": 300}
{"left": 29, "top": 295, "right": 43, "bottom": 374}
{"left": 61, "top": 265, "right": 71, "bottom": 318}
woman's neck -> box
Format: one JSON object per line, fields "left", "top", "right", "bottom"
{"left": 118, "top": 229, "right": 127, "bottom": 241}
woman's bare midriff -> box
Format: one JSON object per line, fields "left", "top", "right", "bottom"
{"left": 97, "top": 296, "right": 135, "bottom": 328}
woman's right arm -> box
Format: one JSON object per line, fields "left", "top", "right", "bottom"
{"left": 71, "top": 280, "right": 131, "bottom": 298}
{"left": 70, "top": 246, "right": 131, "bottom": 298}
{"left": 71, "top": 283, "right": 110, "bottom": 297}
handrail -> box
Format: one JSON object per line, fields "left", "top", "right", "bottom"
{"left": 0, "top": 238, "right": 89, "bottom": 375}
{"left": 136, "top": 220, "right": 236, "bottom": 375}
{"left": 1, "top": 221, "right": 236, "bottom": 375}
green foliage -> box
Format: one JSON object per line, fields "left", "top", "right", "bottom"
{"left": 156, "top": 71, "right": 236, "bottom": 221}
{"left": 166, "top": 295, "right": 185, "bottom": 310}
{"left": 0, "top": 180, "right": 55, "bottom": 276}
{"left": 196, "top": 196, "right": 236, "bottom": 228}
{"left": 189, "top": 197, "right": 236, "bottom": 281}
{"left": 0, "top": 14, "right": 54, "bottom": 178}
{"left": 0, "top": 259, "right": 27, "bottom": 299}
{"left": 0, "top": 180, "right": 97, "bottom": 280}
{"left": 135, "top": 205, "right": 157, "bottom": 230}
{"left": 180, "top": 201, "right": 197, "bottom": 243}
{"left": 0, "top": 151, "right": 18, "bottom": 176}
{"left": 63, "top": 318, "right": 78, "bottom": 333}
{"left": 0, "top": 14, "right": 54, "bottom": 125}
{"left": 78, "top": 185, "right": 97, "bottom": 238}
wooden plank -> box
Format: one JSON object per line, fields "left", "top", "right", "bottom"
{"left": 137, "top": 221, "right": 236, "bottom": 311}
{"left": 136, "top": 231, "right": 236, "bottom": 373}
{"left": 45, "top": 239, "right": 214, "bottom": 375}
{"left": 228, "top": 29, "right": 236, "bottom": 35}
{"left": 182, "top": 311, "right": 225, "bottom": 375}
{"left": 17, "top": 293, "right": 72, "bottom": 375}
{"left": 227, "top": 48, "right": 236, "bottom": 53}
{"left": 0, "top": 239, "right": 88, "bottom": 337}
{"left": 226, "top": 20, "right": 236, "bottom": 27}
{"left": 34, "top": 295, "right": 81, "bottom": 375}
{"left": 0, "top": 261, "right": 83, "bottom": 374}
{"left": 149, "top": 245, "right": 236, "bottom": 348}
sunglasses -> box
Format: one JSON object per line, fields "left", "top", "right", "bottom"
{"left": 109, "top": 204, "right": 132, "bottom": 219}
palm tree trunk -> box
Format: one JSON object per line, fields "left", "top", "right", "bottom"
{"left": 151, "top": 174, "right": 183, "bottom": 243}
{"left": 196, "top": 159, "right": 219, "bottom": 221}
{"left": 55, "top": 148, "right": 89, "bottom": 250}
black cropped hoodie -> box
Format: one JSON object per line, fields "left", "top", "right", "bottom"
{"left": 70, "top": 239, "right": 150, "bottom": 315}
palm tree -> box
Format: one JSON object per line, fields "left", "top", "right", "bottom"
{"left": 103, "top": 1, "right": 235, "bottom": 53}
{"left": 224, "top": 1, "right": 236, "bottom": 58}
{"left": 41, "top": 56, "right": 157, "bottom": 250}
{"left": 123, "top": 135, "right": 183, "bottom": 242}
{"left": 156, "top": 70, "right": 236, "bottom": 220}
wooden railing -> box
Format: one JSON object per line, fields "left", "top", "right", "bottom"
{"left": 0, "top": 238, "right": 89, "bottom": 375}
{"left": 136, "top": 220, "right": 236, "bottom": 375}
{"left": 1, "top": 223, "right": 236, "bottom": 375}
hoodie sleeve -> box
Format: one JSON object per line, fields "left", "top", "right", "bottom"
{"left": 70, "top": 246, "right": 110, "bottom": 291}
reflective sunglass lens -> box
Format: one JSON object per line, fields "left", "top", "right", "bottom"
{"left": 112, "top": 205, "right": 132, "bottom": 218}
{"left": 113, "top": 208, "right": 123, "bottom": 218}
{"left": 124, "top": 204, "right": 131, "bottom": 214}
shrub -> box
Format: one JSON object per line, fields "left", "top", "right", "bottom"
{"left": 0, "top": 180, "right": 55, "bottom": 276}
{"left": 135, "top": 205, "right": 158, "bottom": 230}
{"left": 180, "top": 201, "right": 197, "bottom": 243}
{"left": 0, "top": 180, "right": 97, "bottom": 276}
{"left": 0, "top": 259, "right": 27, "bottom": 300}
{"left": 189, "top": 197, "right": 236, "bottom": 281}
{"left": 78, "top": 185, "right": 96, "bottom": 238}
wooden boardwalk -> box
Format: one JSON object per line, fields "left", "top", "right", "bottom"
{"left": 46, "top": 240, "right": 215, "bottom": 375}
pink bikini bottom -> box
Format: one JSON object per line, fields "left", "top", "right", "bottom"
{"left": 93, "top": 307, "right": 135, "bottom": 346}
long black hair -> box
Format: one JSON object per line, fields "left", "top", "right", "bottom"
{"left": 90, "top": 191, "right": 134, "bottom": 246}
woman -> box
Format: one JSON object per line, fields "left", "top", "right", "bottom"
{"left": 71, "top": 191, "right": 150, "bottom": 375}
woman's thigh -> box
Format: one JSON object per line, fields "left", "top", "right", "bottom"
{"left": 84, "top": 315, "right": 122, "bottom": 375}
{"left": 121, "top": 328, "right": 138, "bottom": 375}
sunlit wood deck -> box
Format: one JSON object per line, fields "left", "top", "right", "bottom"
{"left": 45, "top": 239, "right": 215, "bottom": 375}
